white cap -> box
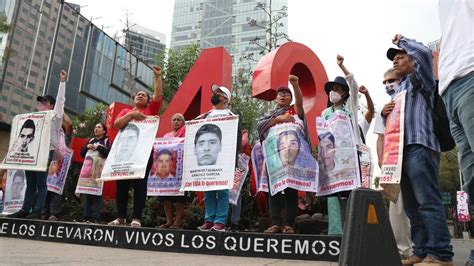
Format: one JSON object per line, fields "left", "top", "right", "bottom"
{"left": 211, "top": 84, "right": 231, "bottom": 102}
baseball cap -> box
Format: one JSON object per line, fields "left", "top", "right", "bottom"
{"left": 386, "top": 48, "right": 407, "bottom": 61}
{"left": 36, "top": 95, "right": 56, "bottom": 105}
{"left": 211, "top": 84, "right": 231, "bottom": 101}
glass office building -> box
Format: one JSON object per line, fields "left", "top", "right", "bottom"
{"left": 0, "top": 0, "right": 153, "bottom": 158}
{"left": 125, "top": 25, "right": 166, "bottom": 66}
{"left": 170, "top": 0, "right": 288, "bottom": 75}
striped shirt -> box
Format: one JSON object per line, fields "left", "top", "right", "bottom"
{"left": 395, "top": 37, "right": 439, "bottom": 152}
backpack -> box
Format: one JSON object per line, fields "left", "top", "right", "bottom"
{"left": 410, "top": 74, "right": 455, "bottom": 152}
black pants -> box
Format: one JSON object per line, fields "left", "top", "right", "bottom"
{"left": 42, "top": 191, "right": 61, "bottom": 216}
{"left": 269, "top": 188, "right": 298, "bottom": 227}
{"left": 115, "top": 154, "right": 152, "bottom": 220}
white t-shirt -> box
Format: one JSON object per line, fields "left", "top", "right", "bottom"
{"left": 438, "top": 0, "right": 474, "bottom": 95}
{"left": 358, "top": 116, "right": 371, "bottom": 139}
{"left": 373, "top": 107, "right": 385, "bottom": 135}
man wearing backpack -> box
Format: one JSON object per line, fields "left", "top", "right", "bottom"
{"left": 382, "top": 34, "right": 453, "bottom": 266}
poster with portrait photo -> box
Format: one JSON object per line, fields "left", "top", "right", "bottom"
{"left": 316, "top": 110, "right": 360, "bottom": 196}
{"left": 147, "top": 137, "right": 185, "bottom": 196}
{"left": 357, "top": 144, "right": 373, "bottom": 189}
{"left": 251, "top": 142, "right": 269, "bottom": 193}
{"left": 229, "top": 153, "right": 250, "bottom": 205}
{"left": 47, "top": 151, "right": 73, "bottom": 195}
{"left": 263, "top": 122, "right": 318, "bottom": 196}
{"left": 2, "top": 170, "right": 26, "bottom": 214}
{"left": 75, "top": 150, "right": 105, "bottom": 196}
{"left": 181, "top": 115, "right": 239, "bottom": 191}
{"left": 101, "top": 116, "right": 159, "bottom": 181}
{"left": 1, "top": 111, "right": 54, "bottom": 171}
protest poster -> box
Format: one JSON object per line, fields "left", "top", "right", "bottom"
{"left": 101, "top": 116, "right": 159, "bottom": 181}
{"left": 357, "top": 144, "right": 373, "bottom": 189}
{"left": 2, "top": 170, "right": 26, "bottom": 214}
{"left": 229, "top": 153, "right": 251, "bottom": 205}
{"left": 457, "top": 191, "right": 470, "bottom": 222}
{"left": 380, "top": 91, "right": 406, "bottom": 201}
{"left": 1, "top": 111, "right": 54, "bottom": 171}
{"left": 75, "top": 150, "right": 106, "bottom": 196}
{"left": 181, "top": 115, "right": 239, "bottom": 191}
{"left": 263, "top": 121, "right": 318, "bottom": 196}
{"left": 147, "top": 138, "right": 185, "bottom": 196}
{"left": 316, "top": 111, "right": 360, "bottom": 196}
{"left": 251, "top": 142, "right": 269, "bottom": 193}
{"left": 47, "top": 151, "right": 73, "bottom": 195}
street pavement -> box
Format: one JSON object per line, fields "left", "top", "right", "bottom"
{"left": 0, "top": 237, "right": 472, "bottom": 265}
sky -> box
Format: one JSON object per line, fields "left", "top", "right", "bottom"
{"left": 69, "top": 0, "right": 443, "bottom": 172}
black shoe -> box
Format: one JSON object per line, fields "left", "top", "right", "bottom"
{"left": 228, "top": 224, "right": 238, "bottom": 232}
{"left": 7, "top": 210, "right": 28, "bottom": 218}
{"left": 24, "top": 212, "right": 41, "bottom": 219}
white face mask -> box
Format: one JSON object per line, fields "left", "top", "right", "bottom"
{"left": 385, "top": 82, "right": 399, "bottom": 96}
{"left": 329, "top": 91, "right": 342, "bottom": 104}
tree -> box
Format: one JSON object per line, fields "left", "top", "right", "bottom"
{"left": 240, "top": 0, "right": 291, "bottom": 63}
{"left": 0, "top": 15, "right": 11, "bottom": 32}
{"left": 439, "top": 149, "right": 461, "bottom": 193}
{"left": 72, "top": 103, "right": 108, "bottom": 138}
{"left": 155, "top": 43, "right": 201, "bottom": 103}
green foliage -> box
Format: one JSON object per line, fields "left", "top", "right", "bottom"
{"left": 0, "top": 15, "right": 11, "bottom": 33}
{"left": 439, "top": 150, "right": 461, "bottom": 193}
{"left": 155, "top": 43, "right": 201, "bottom": 103}
{"left": 72, "top": 103, "right": 108, "bottom": 138}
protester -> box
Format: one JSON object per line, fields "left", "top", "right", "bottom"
{"left": 256, "top": 75, "right": 305, "bottom": 234}
{"left": 196, "top": 84, "right": 239, "bottom": 232}
{"left": 8, "top": 70, "right": 68, "bottom": 219}
{"left": 164, "top": 113, "right": 186, "bottom": 138}
{"left": 158, "top": 114, "right": 186, "bottom": 229}
{"left": 321, "top": 55, "right": 363, "bottom": 236}
{"left": 383, "top": 34, "right": 453, "bottom": 265}
{"left": 229, "top": 129, "right": 252, "bottom": 231}
{"left": 439, "top": 3, "right": 473, "bottom": 264}
{"left": 358, "top": 85, "right": 374, "bottom": 142}
{"left": 373, "top": 68, "right": 413, "bottom": 259}
{"left": 42, "top": 113, "right": 74, "bottom": 221}
{"left": 108, "top": 65, "right": 163, "bottom": 227}
{"left": 80, "top": 123, "right": 110, "bottom": 223}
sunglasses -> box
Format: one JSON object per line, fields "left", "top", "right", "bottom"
{"left": 383, "top": 78, "right": 399, "bottom": 85}
{"left": 277, "top": 91, "right": 291, "bottom": 97}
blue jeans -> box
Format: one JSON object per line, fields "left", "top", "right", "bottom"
{"left": 230, "top": 194, "right": 242, "bottom": 225}
{"left": 442, "top": 72, "right": 474, "bottom": 206}
{"left": 400, "top": 144, "right": 453, "bottom": 261}
{"left": 204, "top": 189, "right": 229, "bottom": 224}
{"left": 84, "top": 195, "right": 103, "bottom": 220}
{"left": 22, "top": 150, "right": 53, "bottom": 213}
{"left": 22, "top": 170, "right": 48, "bottom": 213}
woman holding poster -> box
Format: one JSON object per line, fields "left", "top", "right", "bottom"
{"left": 157, "top": 114, "right": 186, "bottom": 229}
{"left": 78, "top": 123, "right": 110, "bottom": 223}
{"left": 107, "top": 65, "right": 163, "bottom": 228}
{"left": 256, "top": 74, "right": 306, "bottom": 234}
{"left": 319, "top": 55, "right": 363, "bottom": 236}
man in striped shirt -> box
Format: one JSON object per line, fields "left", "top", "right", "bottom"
{"left": 382, "top": 34, "right": 453, "bottom": 266}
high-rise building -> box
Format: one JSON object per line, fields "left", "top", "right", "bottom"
{"left": 0, "top": 0, "right": 154, "bottom": 158}
{"left": 170, "top": 0, "right": 288, "bottom": 75}
{"left": 125, "top": 25, "right": 166, "bottom": 66}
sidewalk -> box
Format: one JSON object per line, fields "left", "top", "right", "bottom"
{"left": 0, "top": 237, "right": 472, "bottom": 265}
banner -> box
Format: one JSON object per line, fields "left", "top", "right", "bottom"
{"left": 2, "top": 170, "right": 26, "bottom": 214}
{"left": 229, "top": 153, "right": 251, "bottom": 205}
{"left": 181, "top": 115, "right": 239, "bottom": 191}
{"left": 75, "top": 150, "right": 105, "bottom": 196}
{"left": 457, "top": 191, "right": 470, "bottom": 222}
{"left": 47, "top": 151, "right": 73, "bottom": 195}
{"left": 263, "top": 121, "right": 318, "bottom": 196}
{"left": 316, "top": 111, "right": 360, "bottom": 196}
{"left": 251, "top": 142, "right": 269, "bottom": 193}
{"left": 101, "top": 117, "right": 159, "bottom": 181}
{"left": 380, "top": 91, "right": 406, "bottom": 202}
{"left": 1, "top": 111, "right": 54, "bottom": 171}
{"left": 357, "top": 144, "right": 373, "bottom": 189}
{"left": 147, "top": 138, "right": 185, "bottom": 196}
